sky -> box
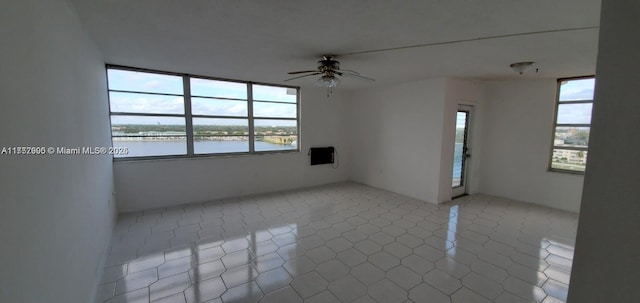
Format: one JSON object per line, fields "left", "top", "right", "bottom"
{"left": 456, "top": 112, "right": 468, "bottom": 128}
{"left": 559, "top": 78, "right": 595, "bottom": 101}
{"left": 557, "top": 78, "right": 595, "bottom": 124}
{"left": 108, "top": 69, "right": 595, "bottom": 127}
{"left": 108, "top": 69, "right": 297, "bottom": 126}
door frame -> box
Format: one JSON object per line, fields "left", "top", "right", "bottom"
{"left": 452, "top": 104, "right": 473, "bottom": 198}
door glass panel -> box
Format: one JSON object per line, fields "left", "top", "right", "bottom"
{"left": 453, "top": 112, "right": 468, "bottom": 188}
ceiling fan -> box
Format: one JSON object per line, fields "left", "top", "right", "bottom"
{"left": 285, "top": 55, "right": 374, "bottom": 95}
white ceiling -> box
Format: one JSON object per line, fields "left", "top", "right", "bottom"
{"left": 70, "top": 0, "right": 601, "bottom": 89}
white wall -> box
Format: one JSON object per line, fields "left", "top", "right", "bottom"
{"left": 568, "top": 1, "right": 640, "bottom": 301}
{"left": 478, "top": 79, "right": 584, "bottom": 212}
{"left": 0, "top": 1, "right": 116, "bottom": 302}
{"left": 348, "top": 78, "right": 484, "bottom": 204}
{"left": 114, "top": 88, "right": 350, "bottom": 212}
{"left": 348, "top": 79, "right": 447, "bottom": 203}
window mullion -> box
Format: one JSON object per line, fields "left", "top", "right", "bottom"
{"left": 184, "top": 76, "right": 194, "bottom": 156}
{"left": 558, "top": 100, "right": 593, "bottom": 104}
{"left": 248, "top": 83, "right": 255, "bottom": 153}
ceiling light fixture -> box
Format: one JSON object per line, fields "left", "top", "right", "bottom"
{"left": 316, "top": 74, "right": 340, "bottom": 97}
{"left": 510, "top": 61, "right": 535, "bottom": 75}
{"left": 316, "top": 74, "right": 340, "bottom": 88}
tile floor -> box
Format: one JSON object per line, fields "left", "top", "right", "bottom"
{"left": 97, "top": 182, "right": 578, "bottom": 303}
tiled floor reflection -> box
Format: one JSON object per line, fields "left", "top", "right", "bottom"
{"left": 97, "top": 183, "right": 578, "bottom": 303}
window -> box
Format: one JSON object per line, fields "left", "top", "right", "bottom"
{"left": 549, "top": 76, "right": 595, "bottom": 173}
{"left": 107, "top": 66, "right": 299, "bottom": 159}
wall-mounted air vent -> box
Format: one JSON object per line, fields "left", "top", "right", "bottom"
{"left": 309, "top": 147, "right": 335, "bottom": 165}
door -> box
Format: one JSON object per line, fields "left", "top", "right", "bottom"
{"left": 452, "top": 105, "right": 472, "bottom": 197}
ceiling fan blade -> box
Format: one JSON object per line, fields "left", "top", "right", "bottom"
{"left": 287, "top": 70, "right": 318, "bottom": 75}
{"left": 339, "top": 69, "right": 361, "bottom": 75}
{"left": 340, "top": 72, "right": 375, "bottom": 82}
{"left": 284, "top": 72, "right": 321, "bottom": 82}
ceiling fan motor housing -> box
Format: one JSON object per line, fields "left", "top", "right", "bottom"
{"left": 318, "top": 55, "right": 340, "bottom": 73}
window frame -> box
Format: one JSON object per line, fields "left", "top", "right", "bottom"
{"left": 106, "top": 64, "right": 300, "bottom": 161}
{"left": 548, "top": 75, "right": 595, "bottom": 174}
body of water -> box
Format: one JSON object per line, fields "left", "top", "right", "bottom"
{"left": 113, "top": 140, "right": 295, "bottom": 157}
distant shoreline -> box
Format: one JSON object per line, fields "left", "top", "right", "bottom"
{"left": 113, "top": 136, "right": 295, "bottom": 145}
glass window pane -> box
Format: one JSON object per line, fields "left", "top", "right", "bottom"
{"left": 554, "top": 127, "right": 590, "bottom": 148}
{"left": 191, "top": 78, "right": 247, "bottom": 99}
{"left": 111, "top": 115, "right": 186, "bottom": 157}
{"left": 551, "top": 149, "right": 587, "bottom": 172}
{"left": 559, "top": 78, "right": 595, "bottom": 101}
{"left": 111, "top": 116, "right": 186, "bottom": 137}
{"left": 107, "top": 69, "right": 183, "bottom": 95}
{"left": 452, "top": 150, "right": 465, "bottom": 187}
{"left": 194, "top": 137, "right": 249, "bottom": 154}
{"left": 113, "top": 137, "right": 186, "bottom": 158}
{"left": 193, "top": 118, "right": 249, "bottom": 154}
{"left": 557, "top": 103, "right": 592, "bottom": 124}
{"left": 254, "top": 119, "right": 297, "bottom": 132}
{"left": 255, "top": 136, "right": 298, "bottom": 152}
{"left": 252, "top": 84, "right": 297, "bottom": 103}
{"left": 254, "top": 119, "right": 298, "bottom": 152}
{"left": 253, "top": 101, "right": 297, "bottom": 118}
{"left": 109, "top": 92, "right": 184, "bottom": 114}
{"left": 192, "top": 98, "right": 247, "bottom": 116}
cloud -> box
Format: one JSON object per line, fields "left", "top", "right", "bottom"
{"left": 253, "top": 84, "right": 297, "bottom": 103}
{"left": 254, "top": 102, "right": 297, "bottom": 118}
{"left": 193, "top": 118, "right": 248, "bottom": 126}
{"left": 254, "top": 119, "right": 296, "bottom": 127}
{"left": 559, "top": 79, "right": 595, "bottom": 101}
{"left": 191, "top": 78, "right": 247, "bottom": 99}
{"left": 110, "top": 92, "right": 184, "bottom": 114}
{"left": 111, "top": 115, "right": 185, "bottom": 125}
{"left": 191, "top": 98, "right": 248, "bottom": 116}
{"left": 557, "top": 104, "right": 593, "bottom": 124}
{"left": 108, "top": 69, "right": 183, "bottom": 94}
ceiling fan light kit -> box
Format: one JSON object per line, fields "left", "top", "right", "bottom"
{"left": 316, "top": 75, "right": 340, "bottom": 88}
{"left": 510, "top": 61, "right": 535, "bottom": 74}
{"left": 286, "top": 55, "right": 374, "bottom": 96}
